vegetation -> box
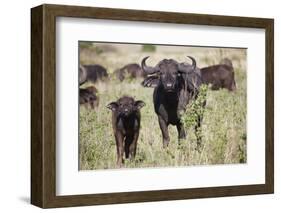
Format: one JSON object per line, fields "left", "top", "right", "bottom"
{"left": 79, "top": 44, "right": 247, "bottom": 170}
{"left": 142, "top": 44, "right": 157, "bottom": 52}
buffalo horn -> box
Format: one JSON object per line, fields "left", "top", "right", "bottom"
{"left": 141, "top": 56, "right": 159, "bottom": 75}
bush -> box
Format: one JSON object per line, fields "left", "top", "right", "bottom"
{"left": 142, "top": 44, "right": 156, "bottom": 52}
{"left": 182, "top": 85, "right": 208, "bottom": 129}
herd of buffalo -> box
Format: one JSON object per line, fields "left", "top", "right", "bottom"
{"left": 79, "top": 56, "right": 236, "bottom": 167}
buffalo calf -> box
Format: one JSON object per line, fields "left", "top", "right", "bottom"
{"left": 107, "top": 96, "right": 145, "bottom": 167}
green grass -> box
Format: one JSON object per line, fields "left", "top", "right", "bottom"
{"left": 79, "top": 45, "right": 247, "bottom": 170}
{"left": 142, "top": 44, "right": 157, "bottom": 52}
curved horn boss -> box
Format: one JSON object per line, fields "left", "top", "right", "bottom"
{"left": 178, "top": 56, "right": 197, "bottom": 73}
{"left": 141, "top": 56, "right": 159, "bottom": 75}
{"left": 187, "top": 56, "right": 196, "bottom": 70}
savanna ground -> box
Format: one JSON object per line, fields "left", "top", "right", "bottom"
{"left": 79, "top": 42, "right": 247, "bottom": 170}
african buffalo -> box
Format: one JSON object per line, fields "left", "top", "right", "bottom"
{"left": 79, "top": 86, "right": 99, "bottom": 109}
{"left": 79, "top": 65, "right": 99, "bottom": 109}
{"left": 141, "top": 56, "right": 203, "bottom": 147}
{"left": 107, "top": 96, "right": 145, "bottom": 167}
{"left": 114, "top": 63, "right": 146, "bottom": 81}
{"left": 200, "top": 58, "right": 236, "bottom": 91}
{"left": 82, "top": 64, "right": 108, "bottom": 83}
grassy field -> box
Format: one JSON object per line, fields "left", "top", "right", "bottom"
{"left": 79, "top": 43, "right": 247, "bottom": 170}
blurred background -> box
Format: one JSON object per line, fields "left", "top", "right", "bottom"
{"left": 80, "top": 42, "right": 246, "bottom": 72}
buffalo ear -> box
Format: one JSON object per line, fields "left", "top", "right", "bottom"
{"left": 135, "top": 100, "right": 145, "bottom": 109}
{"left": 106, "top": 102, "right": 118, "bottom": 111}
{"left": 141, "top": 76, "right": 159, "bottom": 87}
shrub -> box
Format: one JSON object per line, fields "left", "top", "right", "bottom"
{"left": 142, "top": 44, "right": 156, "bottom": 52}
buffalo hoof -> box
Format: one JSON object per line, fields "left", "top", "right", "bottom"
{"left": 116, "top": 163, "right": 122, "bottom": 169}
{"left": 178, "top": 138, "right": 186, "bottom": 145}
{"left": 116, "top": 158, "right": 124, "bottom": 168}
{"left": 163, "top": 140, "right": 169, "bottom": 148}
{"left": 195, "top": 141, "right": 203, "bottom": 152}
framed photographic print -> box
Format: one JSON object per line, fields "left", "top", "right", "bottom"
{"left": 31, "top": 4, "right": 274, "bottom": 208}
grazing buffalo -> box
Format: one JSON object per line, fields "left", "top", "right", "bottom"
{"left": 79, "top": 86, "right": 99, "bottom": 109}
{"left": 107, "top": 96, "right": 145, "bottom": 167}
{"left": 141, "top": 56, "right": 203, "bottom": 147}
{"left": 82, "top": 64, "right": 108, "bottom": 83}
{"left": 200, "top": 58, "right": 236, "bottom": 91}
{"left": 114, "top": 63, "right": 146, "bottom": 81}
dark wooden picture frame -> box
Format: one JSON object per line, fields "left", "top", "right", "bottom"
{"left": 31, "top": 4, "right": 274, "bottom": 208}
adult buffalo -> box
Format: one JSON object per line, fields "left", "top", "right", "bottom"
{"left": 82, "top": 64, "right": 108, "bottom": 83}
{"left": 114, "top": 63, "right": 146, "bottom": 81}
{"left": 200, "top": 58, "right": 236, "bottom": 91}
{"left": 141, "top": 56, "right": 203, "bottom": 147}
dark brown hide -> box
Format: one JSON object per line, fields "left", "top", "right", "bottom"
{"left": 141, "top": 57, "right": 203, "bottom": 147}
{"left": 200, "top": 62, "right": 236, "bottom": 91}
{"left": 107, "top": 96, "right": 145, "bottom": 167}
{"left": 83, "top": 64, "right": 108, "bottom": 83}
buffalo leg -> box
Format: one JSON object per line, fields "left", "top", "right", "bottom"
{"left": 124, "top": 134, "right": 133, "bottom": 159}
{"left": 115, "top": 133, "right": 124, "bottom": 167}
{"left": 231, "top": 80, "right": 237, "bottom": 91}
{"left": 225, "top": 78, "right": 236, "bottom": 91}
{"left": 176, "top": 121, "right": 186, "bottom": 141}
{"left": 129, "top": 132, "right": 139, "bottom": 159}
{"left": 125, "top": 133, "right": 138, "bottom": 160}
{"left": 158, "top": 116, "right": 170, "bottom": 148}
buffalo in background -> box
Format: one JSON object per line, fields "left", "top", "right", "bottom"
{"left": 200, "top": 58, "right": 236, "bottom": 91}
{"left": 82, "top": 64, "right": 109, "bottom": 83}
{"left": 79, "top": 86, "right": 99, "bottom": 109}
{"left": 141, "top": 56, "right": 203, "bottom": 147}
{"left": 114, "top": 63, "right": 146, "bottom": 81}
